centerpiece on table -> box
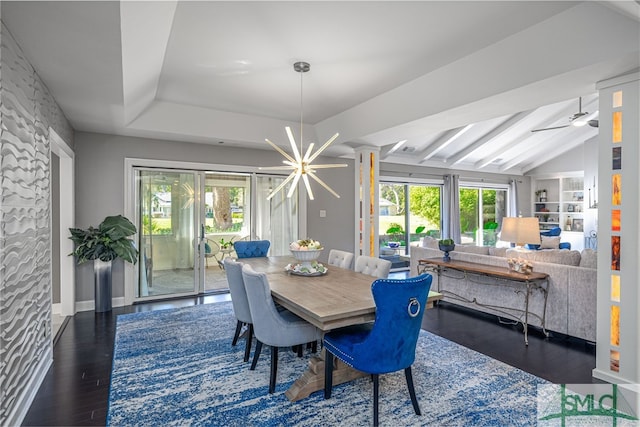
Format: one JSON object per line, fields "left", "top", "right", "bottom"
{"left": 286, "top": 238, "right": 327, "bottom": 276}
{"left": 507, "top": 257, "right": 533, "bottom": 275}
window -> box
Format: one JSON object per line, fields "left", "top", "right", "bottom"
{"left": 459, "top": 186, "right": 507, "bottom": 245}
{"left": 379, "top": 182, "right": 442, "bottom": 253}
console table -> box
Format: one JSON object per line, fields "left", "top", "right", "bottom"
{"left": 418, "top": 258, "right": 549, "bottom": 345}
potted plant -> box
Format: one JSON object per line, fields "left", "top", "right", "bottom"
{"left": 69, "top": 215, "right": 138, "bottom": 312}
{"left": 438, "top": 238, "right": 455, "bottom": 262}
{"left": 385, "top": 223, "right": 405, "bottom": 248}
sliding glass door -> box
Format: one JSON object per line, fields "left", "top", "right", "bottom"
{"left": 379, "top": 182, "right": 441, "bottom": 269}
{"left": 132, "top": 166, "right": 298, "bottom": 301}
{"left": 136, "top": 169, "right": 198, "bottom": 298}
{"left": 459, "top": 186, "right": 507, "bottom": 245}
{"left": 255, "top": 175, "right": 298, "bottom": 256}
{"left": 202, "top": 173, "right": 251, "bottom": 292}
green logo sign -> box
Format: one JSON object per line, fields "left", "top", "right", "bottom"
{"left": 538, "top": 384, "right": 638, "bottom": 426}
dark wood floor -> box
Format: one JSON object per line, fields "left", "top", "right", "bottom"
{"left": 22, "top": 293, "right": 596, "bottom": 426}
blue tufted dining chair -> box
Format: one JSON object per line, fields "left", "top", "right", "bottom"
{"left": 323, "top": 273, "right": 433, "bottom": 427}
{"left": 234, "top": 240, "right": 271, "bottom": 258}
{"left": 223, "top": 258, "right": 254, "bottom": 362}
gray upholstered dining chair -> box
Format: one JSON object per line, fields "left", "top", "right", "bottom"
{"left": 241, "top": 264, "right": 320, "bottom": 394}
{"left": 354, "top": 255, "right": 392, "bottom": 279}
{"left": 224, "top": 258, "right": 254, "bottom": 362}
{"left": 327, "top": 249, "right": 354, "bottom": 269}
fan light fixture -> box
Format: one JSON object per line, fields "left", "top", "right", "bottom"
{"left": 260, "top": 62, "right": 347, "bottom": 200}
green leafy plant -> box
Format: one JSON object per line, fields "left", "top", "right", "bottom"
{"left": 69, "top": 215, "right": 138, "bottom": 264}
{"left": 438, "top": 238, "right": 455, "bottom": 247}
{"left": 219, "top": 237, "right": 236, "bottom": 249}
{"left": 386, "top": 223, "right": 404, "bottom": 240}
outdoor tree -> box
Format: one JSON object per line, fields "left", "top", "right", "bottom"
{"left": 408, "top": 186, "right": 440, "bottom": 227}
{"left": 213, "top": 187, "right": 233, "bottom": 230}
{"left": 380, "top": 184, "right": 405, "bottom": 214}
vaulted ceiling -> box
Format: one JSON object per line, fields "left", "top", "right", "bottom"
{"left": 3, "top": 1, "right": 639, "bottom": 174}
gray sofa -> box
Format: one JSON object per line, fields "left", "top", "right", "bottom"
{"left": 410, "top": 238, "right": 597, "bottom": 342}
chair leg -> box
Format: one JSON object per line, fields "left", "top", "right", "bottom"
{"left": 269, "top": 346, "right": 278, "bottom": 394}
{"left": 243, "top": 324, "right": 253, "bottom": 362}
{"left": 232, "top": 320, "right": 243, "bottom": 346}
{"left": 405, "top": 367, "right": 421, "bottom": 416}
{"left": 373, "top": 374, "right": 379, "bottom": 427}
{"left": 250, "top": 340, "right": 262, "bottom": 370}
{"left": 297, "top": 344, "right": 303, "bottom": 358}
{"left": 324, "top": 351, "right": 334, "bottom": 399}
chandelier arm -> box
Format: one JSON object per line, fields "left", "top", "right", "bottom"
{"left": 307, "top": 171, "right": 340, "bottom": 199}
{"left": 301, "top": 174, "right": 314, "bottom": 200}
{"left": 302, "top": 143, "right": 315, "bottom": 162}
{"left": 265, "top": 138, "right": 296, "bottom": 163}
{"left": 287, "top": 171, "right": 303, "bottom": 198}
{"left": 266, "top": 172, "right": 297, "bottom": 201}
{"left": 307, "top": 132, "right": 340, "bottom": 163}
{"left": 285, "top": 127, "right": 302, "bottom": 163}
{"left": 259, "top": 165, "right": 297, "bottom": 170}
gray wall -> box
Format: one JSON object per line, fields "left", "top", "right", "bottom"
{"left": 0, "top": 21, "right": 73, "bottom": 426}
{"left": 73, "top": 131, "right": 356, "bottom": 300}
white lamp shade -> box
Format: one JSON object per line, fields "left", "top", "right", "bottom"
{"left": 501, "top": 217, "right": 541, "bottom": 246}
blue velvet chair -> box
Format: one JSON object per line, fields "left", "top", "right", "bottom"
{"left": 234, "top": 240, "right": 271, "bottom": 258}
{"left": 324, "top": 273, "right": 433, "bottom": 426}
{"left": 223, "top": 258, "right": 254, "bottom": 362}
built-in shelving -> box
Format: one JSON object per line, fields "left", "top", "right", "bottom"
{"left": 532, "top": 175, "right": 585, "bottom": 250}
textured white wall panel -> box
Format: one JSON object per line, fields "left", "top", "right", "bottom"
{"left": 0, "top": 21, "right": 72, "bottom": 425}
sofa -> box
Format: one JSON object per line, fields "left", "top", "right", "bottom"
{"left": 410, "top": 237, "right": 597, "bottom": 342}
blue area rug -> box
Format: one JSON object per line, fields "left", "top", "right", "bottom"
{"left": 108, "top": 302, "right": 548, "bottom": 426}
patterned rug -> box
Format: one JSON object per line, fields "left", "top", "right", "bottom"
{"left": 108, "top": 302, "right": 548, "bottom": 426}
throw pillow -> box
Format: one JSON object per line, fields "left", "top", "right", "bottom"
{"left": 421, "top": 236, "right": 439, "bottom": 249}
{"left": 580, "top": 248, "right": 597, "bottom": 269}
{"left": 540, "top": 235, "right": 561, "bottom": 249}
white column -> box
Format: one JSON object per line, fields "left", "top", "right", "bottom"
{"left": 354, "top": 147, "right": 380, "bottom": 257}
{"left": 593, "top": 72, "right": 640, "bottom": 398}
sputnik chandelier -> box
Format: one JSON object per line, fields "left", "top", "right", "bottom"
{"left": 261, "top": 61, "right": 346, "bottom": 201}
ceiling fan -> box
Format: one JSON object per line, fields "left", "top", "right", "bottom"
{"left": 531, "top": 97, "right": 599, "bottom": 132}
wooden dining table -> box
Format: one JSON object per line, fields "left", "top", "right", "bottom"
{"left": 240, "top": 255, "right": 443, "bottom": 401}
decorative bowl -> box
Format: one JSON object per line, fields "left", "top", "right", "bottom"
{"left": 290, "top": 249, "right": 323, "bottom": 262}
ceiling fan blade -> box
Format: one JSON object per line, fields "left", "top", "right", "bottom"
{"left": 531, "top": 124, "right": 570, "bottom": 133}
{"left": 588, "top": 119, "right": 599, "bottom": 128}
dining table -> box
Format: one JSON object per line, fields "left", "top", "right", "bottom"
{"left": 240, "top": 255, "right": 443, "bottom": 401}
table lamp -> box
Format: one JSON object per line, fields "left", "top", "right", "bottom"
{"left": 500, "top": 217, "right": 541, "bottom": 248}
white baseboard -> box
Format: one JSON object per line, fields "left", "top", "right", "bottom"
{"left": 592, "top": 368, "right": 627, "bottom": 384}
{"left": 51, "top": 302, "right": 61, "bottom": 315}
{"left": 75, "top": 297, "right": 127, "bottom": 312}
{"left": 5, "top": 346, "right": 53, "bottom": 427}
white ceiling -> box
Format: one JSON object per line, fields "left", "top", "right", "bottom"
{"left": 2, "top": 1, "right": 639, "bottom": 174}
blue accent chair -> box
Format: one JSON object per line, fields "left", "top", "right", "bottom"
{"left": 324, "top": 273, "right": 433, "bottom": 426}
{"left": 525, "top": 226, "right": 571, "bottom": 250}
{"left": 234, "top": 240, "right": 271, "bottom": 258}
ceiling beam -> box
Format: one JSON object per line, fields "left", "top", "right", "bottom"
{"left": 447, "top": 111, "right": 534, "bottom": 166}
{"left": 418, "top": 126, "right": 472, "bottom": 163}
